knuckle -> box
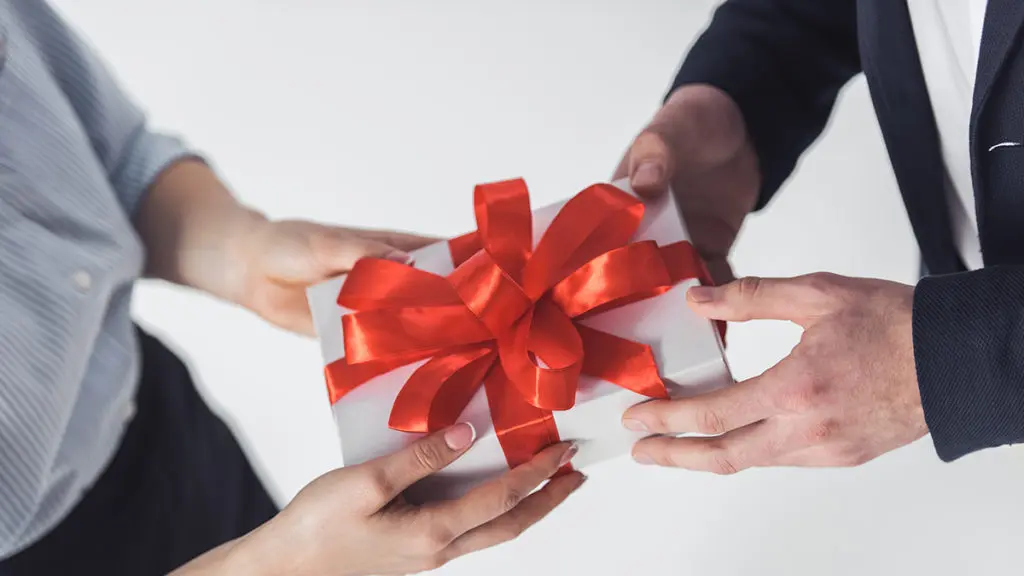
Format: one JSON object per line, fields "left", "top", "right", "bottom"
{"left": 499, "top": 483, "right": 527, "bottom": 514}
{"left": 411, "top": 440, "right": 447, "bottom": 473}
{"left": 779, "top": 378, "right": 824, "bottom": 414}
{"left": 695, "top": 407, "right": 727, "bottom": 436}
{"left": 637, "top": 126, "right": 673, "bottom": 153}
{"left": 734, "top": 276, "right": 763, "bottom": 300}
{"left": 805, "top": 419, "right": 837, "bottom": 444}
{"left": 709, "top": 450, "right": 739, "bottom": 475}
{"left": 414, "top": 523, "right": 454, "bottom": 554}
{"left": 761, "top": 436, "right": 784, "bottom": 462}
{"left": 799, "top": 273, "right": 847, "bottom": 307}
{"left": 801, "top": 272, "right": 837, "bottom": 293}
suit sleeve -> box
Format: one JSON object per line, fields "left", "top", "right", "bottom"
{"left": 914, "top": 267, "right": 1024, "bottom": 461}
{"left": 669, "top": 0, "right": 862, "bottom": 208}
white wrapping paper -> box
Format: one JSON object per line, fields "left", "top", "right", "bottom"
{"left": 307, "top": 179, "right": 732, "bottom": 500}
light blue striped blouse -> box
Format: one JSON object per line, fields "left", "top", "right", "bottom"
{"left": 0, "top": 0, "right": 194, "bottom": 556}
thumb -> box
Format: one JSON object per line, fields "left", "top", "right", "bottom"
{"left": 686, "top": 276, "right": 822, "bottom": 324}
{"left": 358, "top": 423, "right": 477, "bottom": 509}
{"left": 625, "top": 130, "right": 676, "bottom": 198}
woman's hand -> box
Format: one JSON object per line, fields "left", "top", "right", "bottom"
{"left": 137, "top": 160, "right": 434, "bottom": 335}
{"left": 179, "top": 424, "right": 583, "bottom": 575}
{"left": 229, "top": 218, "right": 432, "bottom": 335}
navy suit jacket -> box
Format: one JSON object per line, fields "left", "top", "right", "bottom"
{"left": 673, "top": 0, "right": 1024, "bottom": 461}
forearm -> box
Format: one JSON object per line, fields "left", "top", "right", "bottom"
{"left": 135, "top": 159, "right": 267, "bottom": 303}
{"left": 169, "top": 538, "right": 242, "bottom": 575}
{"left": 171, "top": 520, "right": 299, "bottom": 576}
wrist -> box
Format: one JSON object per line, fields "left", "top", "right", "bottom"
{"left": 138, "top": 159, "right": 268, "bottom": 303}
{"left": 204, "top": 205, "right": 269, "bottom": 305}
{"left": 219, "top": 522, "right": 294, "bottom": 575}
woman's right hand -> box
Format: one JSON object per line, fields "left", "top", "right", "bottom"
{"left": 224, "top": 423, "right": 583, "bottom": 575}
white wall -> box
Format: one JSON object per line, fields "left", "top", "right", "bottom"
{"left": 53, "top": 1, "right": 1024, "bottom": 574}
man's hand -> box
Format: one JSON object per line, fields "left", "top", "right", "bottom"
{"left": 613, "top": 85, "right": 760, "bottom": 284}
{"left": 623, "top": 273, "right": 928, "bottom": 472}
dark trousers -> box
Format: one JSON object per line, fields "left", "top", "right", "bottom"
{"left": 0, "top": 328, "right": 278, "bottom": 575}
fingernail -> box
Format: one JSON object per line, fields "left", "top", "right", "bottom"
{"left": 632, "top": 162, "right": 664, "bottom": 188}
{"left": 444, "top": 422, "right": 476, "bottom": 450}
{"left": 622, "top": 419, "right": 648, "bottom": 432}
{"left": 558, "top": 442, "right": 579, "bottom": 467}
{"left": 633, "top": 453, "right": 655, "bottom": 466}
{"left": 385, "top": 250, "right": 413, "bottom": 264}
{"left": 687, "top": 286, "right": 715, "bottom": 303}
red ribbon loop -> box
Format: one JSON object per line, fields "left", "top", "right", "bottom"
{"left": 325, "top": 179, "right": 717, "bottom": 469}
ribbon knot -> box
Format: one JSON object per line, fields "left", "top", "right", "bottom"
{"left": 326, "top": 179, "right": 718, "bottom": 468}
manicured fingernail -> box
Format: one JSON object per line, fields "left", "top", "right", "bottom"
{"left": 687, "top": 286, "right": 715, "bottom": 303}
{"left": 633, "top": 453, "right": 655, "bottom": 466}
{"left": 622, "top": 419, "right": 648, "bottom": 432}
{"left": 558, "top": 442, "right": 579, "bottom": 467}
{"left": 444, "top": 422, "right": 476, "bottom": 450}
{"left": 385, "top": 250, "right": 413, "bottom": 264}
{"left": 632, "top": 162, "right": 664, "bottom": 188}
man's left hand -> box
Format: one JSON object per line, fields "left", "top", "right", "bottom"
{"left": 623, "top": 273, "right": 928, "bottom": 473}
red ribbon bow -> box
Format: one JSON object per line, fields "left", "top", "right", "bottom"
{"left": 325, "top": 179, "right": 720, "bottom": 469}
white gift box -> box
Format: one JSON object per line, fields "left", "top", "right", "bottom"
{"left": 307, "top": 179, "right": 732, "bottom": 501}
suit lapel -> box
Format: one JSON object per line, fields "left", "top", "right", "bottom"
{"left": 859, "top": 0, "right": 962, "bottom": 273}
{"left": 972, "top": 0, "right": 1024, "bottom": 115}
{"left": 971, "top": 0, "right": 1024, "bottom": 244}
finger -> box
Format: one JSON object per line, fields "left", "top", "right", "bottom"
{"left": 428, "top": 441, "right": 577, "bottom": 536}
{"left": 358, "top": 423, "right": 477, "bottom": 509}
{"left": 685, "top": 274, "right": 840, "bottom": 324}
{"left": 313, "top": 229, "right": 415, "bottom": 274}
{"left": 632, "top": 420, "right": 779, "bottom": 474}
{"left": 622, "top": 372, "right": 779, "bottom": 436}
{"left": 626, "top": 130, "right": 675, "bottom": 198}
{"left": 441, "top": 471, "right": 585, "bottom": 561}
{"left": 353, "top": 228, "right": 439, "bottom": 252}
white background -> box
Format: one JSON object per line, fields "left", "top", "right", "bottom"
{"left": 52, "top": 1, "right": 1024, "bottom": 574}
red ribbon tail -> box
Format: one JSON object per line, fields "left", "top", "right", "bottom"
{"left": 484, "top": 364, "right": 568, "bottom": 474}
{"left": 577, "top": 324, "right": 669, "bottom": 400}
{"left": 325, "top": 354, "right": 427, "bottom": 405}
{"left": 389, "top": 344, "right": 497, "bottom": 433}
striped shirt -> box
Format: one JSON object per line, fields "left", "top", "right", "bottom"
{"left": 0, "top": 0, "right": 193, "bottom": 556}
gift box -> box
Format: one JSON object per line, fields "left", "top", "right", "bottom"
{"left": 307, "top": 178, "right": 732, "bottom": 501}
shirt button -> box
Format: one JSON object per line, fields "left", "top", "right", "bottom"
{"left": 71, "top": 270, "right": 92, "bottom": 292}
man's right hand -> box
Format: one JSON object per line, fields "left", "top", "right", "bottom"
{"left": 614, "top": 84, "right": 760, "bottom": 285}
